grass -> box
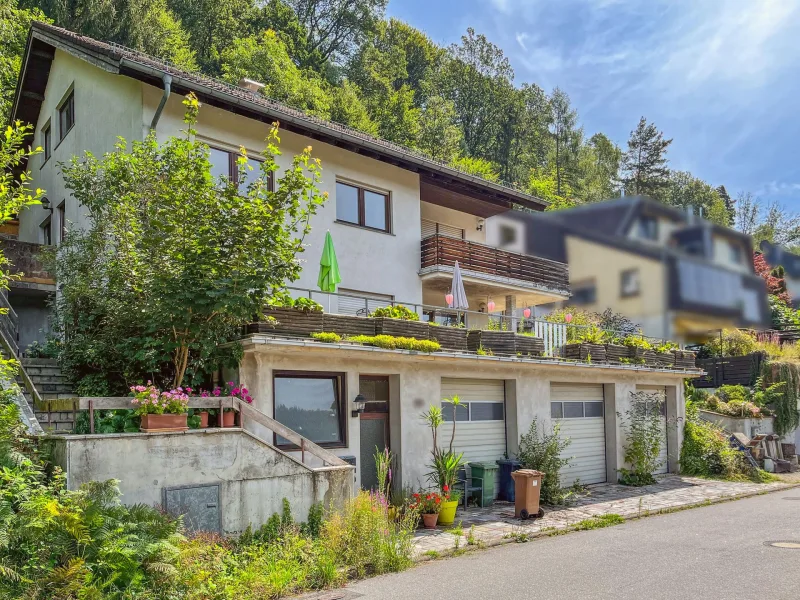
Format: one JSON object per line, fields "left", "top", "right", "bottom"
{"left": 572, "top": 514, "right": 625, "bottom": 530}
{"left": 423, "top": 550, "right": 440, "bottom": 559}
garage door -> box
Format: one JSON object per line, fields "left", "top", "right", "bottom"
{"left": 551, "top": 383, "right": 606, "bottom": 486}
{"left": 441, "top": 378, "right": 506, "bottom": 492}
{"left": 637, "top": 385, "right": 668, "bottom": 475}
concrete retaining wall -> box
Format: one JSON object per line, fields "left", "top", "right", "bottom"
{"left": 698, "top": 410, "right": 774, "bottom": 438}
{"left": 43, "top": 428, "right": 354, "bottom": 535}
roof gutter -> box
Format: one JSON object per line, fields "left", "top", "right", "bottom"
{"left": 149, "top": 73, "right": 172, "bottom": 130}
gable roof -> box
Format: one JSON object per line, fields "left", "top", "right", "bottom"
{"left": 12, "top": 22, "right": 548, "bottom": 213}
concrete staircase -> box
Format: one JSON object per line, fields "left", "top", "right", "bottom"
{"left": 18, "top": 358, "right": 76, "bottom": 432}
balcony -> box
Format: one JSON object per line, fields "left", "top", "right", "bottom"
{"left": 420, "top": 234, "right": 570, "bottom": 304}
{"left": 0, "top": 236, "right": 54, "bottom": 289}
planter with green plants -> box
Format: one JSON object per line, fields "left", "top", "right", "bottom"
{"left": 654, "top": 342, "right": 678, "bottom": 367}
{"left": 249, "top": 296, "right": 325, "bottom": 337}
{"left": 371, "top": 305, "right": 430, "bottom": 338}
{"left": 673, "top": 349, "right": 696, "bottom": 368}
{"left": 322, "top": 312, "right": 376, "bottom": 336}
{"left": 428, "top": 322, "right": 468, "bottom": 351}
{"left": 467, "top": 329, "right": 516, "bottom": 355}
{"left": 623, "top": 336, "right": 658, "bottom": 366}
{"left": 409, "top": 491, "right": 442, "bottom": 529}
{"left": 605, "top": 336, "right": 629, "bottom": 363}
{"left": 515, "top": 333, "right": 545, "bottom": 357}
{"left": 422, "top": 397, "right": 465, "bottom": 526}
{"left": 562, "top": 326, "right": 607, "bottom": 363}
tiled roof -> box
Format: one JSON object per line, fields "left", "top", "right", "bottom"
{"left": 18, "top": 21, "right": 548, "bottom": 211}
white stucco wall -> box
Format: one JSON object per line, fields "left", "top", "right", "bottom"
{"left": 239, "top": 340, "right": 688, "bottom": 491}
{"left": 18, "top": 50, "right": 144, "bottom": 243}
{"left": 143, "top": 85, "right": 424, "bottom": 307}
{"left": 420, "top": 201, "right": 486, "bottom": 243}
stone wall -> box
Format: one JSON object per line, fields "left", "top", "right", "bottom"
{"left": 43, "top": 428, "right": 354, "bottom": 535}
{"left": 0, "top": 236, "right": 53, "bottom": 284}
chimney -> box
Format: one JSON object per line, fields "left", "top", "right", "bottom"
{"left": 238, "top": 78, "right": 265, "bottom": 93}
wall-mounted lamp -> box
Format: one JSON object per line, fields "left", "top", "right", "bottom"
{"left": 476, "top": 217, "right": 485, "bottom": 231}
{"left": 40, "top": 197, "right": 53, "bottom": 213}
{"left": 352, "top": 393, "right": 366, "bottom": 417}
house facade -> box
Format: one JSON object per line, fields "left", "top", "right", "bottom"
{"left": 488, "top": 197, "right": 770, "bottom": 344}
{"left": 7, "top": 24, "right": 698, "bottom": 511}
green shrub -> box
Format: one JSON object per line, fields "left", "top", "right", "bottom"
{"left": 311, "top": 331, "right": 342, "bottom": 343}
{"left": 347, "top": 334, "right": 440, "bottom": 352}
{"left": 576, "top": 325, "right": 606, "bottom": 344}
{"left": 622, "top": 336, "right": 652, "bottom": 350}
{"left": 369, "top": 305, "right": 419, "bottom": 321}
{"left": 705, "top": 329, "right": 757, "bottom": 357}
{"left": 517, "top": 420, "right": 572, "bottom": 505}
{"left": 655, "top": 341, "right": 679, "bottom": 353}
{"left": 680, "top": 418, "right": 753, "bottom": 480}
{"left": 292, "top": 297, "right": 324, "bottom": 312}
{"left": 718, "top": 385, "right": 750, "bottom": 403}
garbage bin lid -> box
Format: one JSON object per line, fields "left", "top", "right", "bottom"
{"left": 511, "top": 469, "right": 545, "bottom": 477}
{"left": 469, "top": 461, "right": 498, "bottom": 468}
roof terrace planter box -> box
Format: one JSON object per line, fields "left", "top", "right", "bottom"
{"left": 467, "top": 330, "right": 516, "bottom": 355}
{"left": 515, "top": 334, "right": 545, "bottom": 357}
{"left": 429, "top": 326, "right": 468, "bottom": 351}
{"left": 673, "top": 350, "right": 696, "bottom": 369}
{"left": 563, "top": 343, "right": 607, "bottom": 363}
{"left": 322, "top": 314, "right": 376, "bottom": 337}
{"left": 605, "top": 344, "right": 628, "bottom": 363}
{"left": 654, "top": 351, "right": 675, "bottom": 367}
{"left": 373, "top": 317, "right": 430, "bottom": 339}
{"left": 250, "top": 307, "right": 324, "bottom": 337}
{"left": 628, "top": 347, "right": 659, "bottom": 366}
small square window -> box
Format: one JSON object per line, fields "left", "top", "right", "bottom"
{"left": 274, "top": 372, "right": 346, "bottom": 448}
{"left": 638, "top": 216, "right": 658, "bottom": 240}
{"left": 584, "top": 402, "right": 604, "bottom": 418}
{"left": 729, "top": 242, "right": 742, "bottom": 264}
{"left": 336, "top": 181, "right": 390, "bottom": 233}
{"left": 563, "top": 402, "right": 584, "bottom": 418}
{"left": 442, "top": 403, "right": 469, "bottom": 422}
{"left": 550, "top": 402, "right": 563, "bottom": 419}
{"left": 58, "top": 91, "right": 75, "bottom": 141}
{"left": 572, "top": 281, "right": 597, "bottom": 305}
{"left": 620, "top": 268, "right": 640, "bottom": 298}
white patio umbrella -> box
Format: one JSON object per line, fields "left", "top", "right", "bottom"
{"left": 449, "top": 261, "right": 469, "bottom": 310}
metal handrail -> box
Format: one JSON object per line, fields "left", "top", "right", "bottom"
{"left": 285, "top": 285, "right": 671, "bottom": 347}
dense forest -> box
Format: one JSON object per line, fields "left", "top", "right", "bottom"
{"left": 2, "top": 0, "right": 798, "bottom": 247}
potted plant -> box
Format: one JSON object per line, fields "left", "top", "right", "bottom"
{"left": 371, "top": 305, "right": 430, "bottom": 339}
{"left": 654, "top": 341, "right": 678, "bottom": 367}
{"left": 200, "top": 382, "right": 254, "bottom": 426}
{"left": 131, "top": 383, "right": 189, "bottom": 432}
{"left": 410, "top": 491, "right": 442, "bottom": 529}
{"left": 623, "top": 335, "right": 658, "bottom": 365}
{"left": 422, "top": 396, "right": 464, "bottom": 525}
{"left": 563, "top": 325, "right": 607, "bottom": 362}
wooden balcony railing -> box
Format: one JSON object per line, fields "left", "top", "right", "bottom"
{"left": 421, "top": 234, "right": 570, "bottom": 294}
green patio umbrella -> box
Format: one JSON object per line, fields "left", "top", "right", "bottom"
{"left": 317, "top": 231, "right": 341, "bottom": 294}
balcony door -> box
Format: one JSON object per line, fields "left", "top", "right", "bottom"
{"left": 359, "top": 375, "right": 390, "bottom": 491}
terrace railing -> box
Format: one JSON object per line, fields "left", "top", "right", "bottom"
{"left": 284, "top": 286, "right": 673, "bottom": 355}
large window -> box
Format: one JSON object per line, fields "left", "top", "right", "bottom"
{"left": 336, "top": 181, "right": 391, "bottom": 232}
{"left": 274, "top": 372, "right": 346, "bottom": 448}
{"left": 208, "top": 146, "right": 273, "bottom": 192}
{"left": 58, "top": 91, "right": 75, "bottom": 141}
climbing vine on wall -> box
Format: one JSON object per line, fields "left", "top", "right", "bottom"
{"left": 762, "top": 361, "right": 800, "bottom": 436}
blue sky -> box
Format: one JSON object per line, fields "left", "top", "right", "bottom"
{"left": 388, "top": 0, "right": 800, "bottom": 210}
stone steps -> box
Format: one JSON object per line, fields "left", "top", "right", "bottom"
{"left": 17, "top": 358, "right": 76, "bottom": 433}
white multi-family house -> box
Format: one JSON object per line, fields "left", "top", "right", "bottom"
{"left": 5, "top": 23, "right": 699, "bottom": 531}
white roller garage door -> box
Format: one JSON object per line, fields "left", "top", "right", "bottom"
{"left": 551, "top": 383, "right": 606, "bottom": 486}
{"left": 440, "top": 378, "right": 506, "bottom": 492}
{"left": 637, "top": 385, "right": 669, "bottom": 475}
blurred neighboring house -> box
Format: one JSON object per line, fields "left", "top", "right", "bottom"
{"left": 487, "top": 196, "right": 770, "bottom": 343}
{"left": 759, "top": 241, "right": 800, "bottom": 309}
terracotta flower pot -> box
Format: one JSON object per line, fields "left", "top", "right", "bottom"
{"left": 140, "top": 413, "right": 188, "bottom": 432}
{"left": 422, "top": 513, "right": 439, "bottom": 529}
{"left": 199, "top": 411, "right": 209, "bottom": 428}
{"left": 222, "top": 411, "right": 236, "bottom": 427}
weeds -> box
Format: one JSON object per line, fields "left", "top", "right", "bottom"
{"left": 572, "top": 514, "right": 625, "bottom": 530}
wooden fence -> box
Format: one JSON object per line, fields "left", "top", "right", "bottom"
{"left": 691, "top": 352, "right": 766, "bottom": 388}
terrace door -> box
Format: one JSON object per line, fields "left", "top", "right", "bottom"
{"left": 359, "top": 376, "right": 390, "bottom": 491}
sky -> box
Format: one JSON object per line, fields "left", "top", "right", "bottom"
{"left": 387, "top": 0, "right": 800, "bottom": 211}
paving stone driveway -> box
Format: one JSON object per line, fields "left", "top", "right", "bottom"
{"left": 413, "top": 475, "right": 795, "bottom": 557}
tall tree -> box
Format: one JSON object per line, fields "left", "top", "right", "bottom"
{"left": 733, "top": 192, "right": 800, "bottom": 249}
{"left": 328, "top": 79, "right": 378, "bottom": 134}
{"left": 417, "top": 95, "right": 461, "bottom": 162}
{"left": 438, "top": 28, "right": 513, "bottom": 160}
{"left": 716, "top": 184, "right": 735, "bottom": 222}
{"left": 287, "top": 0, "right": 387, "bottom": 73}
{"left": 620, "top": 116, "right": 672, "bottom": 198}
{"left": 548, "top": 87, "right": 581, "bottom": 197}
{"left": 662, "top": 170, "right": 724, "bottom": 220}
{"left": 220, "top": 29, "right": 330, "bottom": 117}
{"left": 574, "top": 132, "right": 621, "bottom": 203}
{"left": 0, "top": 0, "right": 48, "bottom": 120}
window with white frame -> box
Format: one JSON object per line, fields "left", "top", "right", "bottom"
{"left": 550, "top": 401, "right": 604, "bottom": 419}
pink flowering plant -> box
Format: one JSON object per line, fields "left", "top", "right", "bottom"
{"left": 130, "top": 382, "right": 190, "bottom": 416}
{"left": 198, "top": 382, "right": 253, "bottom": 412}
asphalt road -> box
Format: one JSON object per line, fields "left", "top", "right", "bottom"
{"left": 347, "top": 491, "right": 800, "bottom": 600}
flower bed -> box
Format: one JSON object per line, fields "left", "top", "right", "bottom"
{"left": 467, "top": 330, "right": 516, "bottom": 355}
{"left": 428, "top": 325, "right": 468, "bottom": 351}
{"left": 605, "top": 343, "right": 628, "bottom": 363}
{"left": 563, "top": 342, "right": 606, "bottom": 362}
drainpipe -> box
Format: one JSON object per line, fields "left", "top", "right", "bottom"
{"left": 149, "top": 74, "right": 172, "bottom": 131}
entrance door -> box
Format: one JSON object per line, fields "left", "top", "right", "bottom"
{"left": 359, "top": 376, "right": 390, "bottom": 491}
